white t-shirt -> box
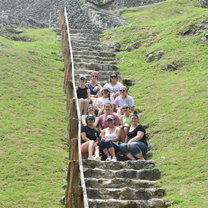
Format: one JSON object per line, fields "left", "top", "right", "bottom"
{"left": 96, "top": 97, "right": 115, "bottom": 109}
{"left": 103, "top": 82, "right": 124, "bottom": 93}
{"left": 115, "top": 95, "right": 135, "bottom": 107}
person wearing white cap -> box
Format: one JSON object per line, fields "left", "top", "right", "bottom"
{"left": 100, "top": 115, "right": 121, "bottom": 162}
{"left": 77, "top": 75, "right": 90, "bottom": 115}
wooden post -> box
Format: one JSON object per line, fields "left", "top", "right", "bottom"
{"left": 65, "top": 161, "right": 82, "bottom": 208}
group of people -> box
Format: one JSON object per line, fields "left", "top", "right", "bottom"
{"left": 77, "top": 71, "right": 149, "bottom": 162}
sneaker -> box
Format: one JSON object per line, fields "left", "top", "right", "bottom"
{"left": 88, "top": 156, "right": 94, "bottom": 160}
{"left": 95, "top": 156, "right": 101, "bottom": 161}
{"left": 106, "top": 156, "right": 111, "bottom": 161}
{"left": 111, "top": 157, "right": 117, "bottom": 162}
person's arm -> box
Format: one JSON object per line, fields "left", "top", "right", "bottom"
{"left": 127, "top": 131, "right": 144, "bottom": 146}
{"left": 81, "top": 115, "right": 87, "bottom": 126}
{"left": 100, "top": 129, "right": 105, "bottom": 140}
{"left": 95, "top": 137, "right": 99, "bottom": 145}
{"left": 94, "top": 115, "right": 101, "bottom": 128}
{"left": 129, "top": 96, "right": 135, "bottom": 112}
{"left": 81, "top": 132, "right": 91, "bottom": 142}
{"left": 87, "top": 89, "right": 90, "bottom": 100}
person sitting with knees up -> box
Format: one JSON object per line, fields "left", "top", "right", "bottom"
{"left": 87, "top": 71, "right": 102, "bottom": 105}
{"left": 81, "top": 114, "right": 101, "bottom": 160}
{"left": 76, "top": 75, "right": 90, "bottom": 115}
{"left": 100, "top": 115, "right": 121, "bottom": 162}
{"left": 115, "top": 86, "right": 135, "bottom": 117}
{"left": 103, "top": 72, "right": 123, "bottom": 99}
{"left": 96, "top": 87, "right": 115, "bottom": 116}
{"left": 81, "top": 101, "right": 98, "bottom": 127}
{"left": 119, "top": 111, "right": 148, "bottom": 160}
{"left": 119, "top": 104, "right": 131, "bottom": 142}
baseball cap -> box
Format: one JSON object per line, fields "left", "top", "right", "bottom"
{"left": 80, "top": 74, "right": 86, "bottom": 79}
{"left": 86, "top": 114, "right": 95, "bottom": 120}
{"left": 106, "top": 115, "right": 115, "bottom": 121}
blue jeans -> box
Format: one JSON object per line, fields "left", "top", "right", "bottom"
{"left": 99, "top": 140, "right": 119, "bottom": 153}
{"left": 119, "top": 141, "right": 148, "bottom": 157}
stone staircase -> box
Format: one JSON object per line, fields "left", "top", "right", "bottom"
{"left": 83, "top": 160, "right": 166, "bottom": 208}
{"left": 67, "top": 2, "right": 167, "bottom": 208}
{"left": 70, "top": 28, "right": 118, "bottom": 85}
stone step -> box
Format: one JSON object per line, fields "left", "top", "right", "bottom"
{"left": 87, "top": 187, "right": 165, "bottom": 200}
{"left": 71, "top": 35, "right": 100, "bottom": 41}
{"left": 72, "top": 50, "right": 115, "bottom": 57}
{"left": 73, "top": 54, "right": 115, "bottom": 62}
{"left": 71, "top": 45, "right": 101, "bottom": 51}
{"left": 85, "top": 178, "right": 157, "bottom": 189}
{"left": 84, "top": 168, "right": 161, "bottom": 181}
{"left": 83, "top": 160, "right": 155, "bottom": 170}
{"left": 71, "top": 39, "right": 100, "bottom": 46}
{"left": 88, "top": 198, "right": 165, "bottom": 208}
{"left": 70, "top": 29, "right": 102, "bottom": 34}
{"left": 74, "top": 62, "right": 118, "bottom": 72}
{"left": 74, "top": 58, "right": 116, "bottom": 65}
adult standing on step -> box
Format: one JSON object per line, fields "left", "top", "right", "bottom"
{"left": 87, "top": 71, "right": 102, "bottom": 105}
{"left": 77, "top": 75, "right": 90, "bottom": 115}
{"left": 100, "top": 115, "right": 120, "bottom": 161}
{"left": 115, "top": 86, "right": 135, "bottom": 117}
{"left": 119, "top": 111, "right": 148, "bottom": 160}
{"left": 103, "top": 72, "right": 123, "bottom": 99}
{"left": 81, "top": 114, "right": 101, "bottom": 160}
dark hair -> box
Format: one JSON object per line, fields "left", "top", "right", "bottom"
{"left": 109, "top": 72, "right": 118, "bottom": 83}
{"left": 131, "top": 110, "right": 139, "bottom": 119}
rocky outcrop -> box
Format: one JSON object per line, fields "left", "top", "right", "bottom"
{"left": 197, "top": 0, "right": 208, "bottom": 7}
{"left": 87, "top": 0, "right": 166, "bottom": 10}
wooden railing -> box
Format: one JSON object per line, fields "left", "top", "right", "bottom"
{"left": 58, "top": 7, "right": 89, "bottom": 208}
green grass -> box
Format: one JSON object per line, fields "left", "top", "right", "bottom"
{"left": 0, "top": 29, "right": 67, "bottom": 207}
{"left": 102, "top": 0, "right": 208, "bottom": 207}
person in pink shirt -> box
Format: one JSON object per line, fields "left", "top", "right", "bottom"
{"left": 115, "top": 86, "right": 135, "bottom": 116}
{"left": 95, "top": 102, "right": 121, "bottom": 131}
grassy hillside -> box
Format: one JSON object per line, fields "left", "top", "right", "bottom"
{"left": 0, "top": 29, "right": 66, "bottom": 207}
{"left": 101, "top": 0, "right": 208, "bottom": 207}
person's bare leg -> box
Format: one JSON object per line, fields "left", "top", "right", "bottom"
{"left": 126, "top": 153, "right": 136, "bottom": 160}
{"left": 83, "top": 99, "right": 88, "bottom": 115}
{"left": 88, "top": 140, "right": 95, "bottom": 158}
{"left": 103, "top": 148, "right": 110, "bottom": 157}
{"left": 108, "top": 147, "right": 116, "bottom": 157}
{"left": 94, "top": 145, "right": 100, "bottom": 158}
{"left": 79, "top": 99, "right": 84, "bottom": 115}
